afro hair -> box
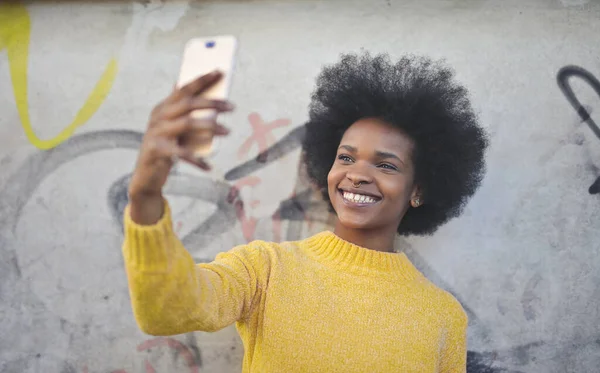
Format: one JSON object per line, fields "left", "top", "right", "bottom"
{"left": 302, "top": 51, "right": 489, "bottom": 236}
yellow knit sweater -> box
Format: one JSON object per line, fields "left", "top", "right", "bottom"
{"left": 122, "top": 200, "right": 468, "bottom": 372}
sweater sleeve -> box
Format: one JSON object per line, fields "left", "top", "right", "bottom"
{"left": 121, "top": 199, "right": 269, "bottom": 335}
{"left": 439, "top": 304, "right": 468, "bottom": 373}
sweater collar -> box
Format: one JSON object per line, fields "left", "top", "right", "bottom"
{"left": 303, "top": 231, "right": 422, "bottom": 280}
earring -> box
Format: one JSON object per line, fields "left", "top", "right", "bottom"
{"left": 412, "top": 198, "right": 421, "bottom": 207}
{"left": 352, "top": 181, "right": 362, "bottom": 188}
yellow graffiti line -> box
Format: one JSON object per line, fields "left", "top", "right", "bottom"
{"left": 0, "top": 3, "right": 118, "bottom": 150}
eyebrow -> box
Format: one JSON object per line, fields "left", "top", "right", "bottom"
{"left": 338, "top": 145, "right": 406, "bottom": 166}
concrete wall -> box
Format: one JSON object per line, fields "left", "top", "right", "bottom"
{"left": 1, "top": 0, "right": 600, "bottom": 372}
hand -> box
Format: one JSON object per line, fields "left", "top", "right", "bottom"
{"left": 129, "top": 70, "right": 233, "bottom": 199}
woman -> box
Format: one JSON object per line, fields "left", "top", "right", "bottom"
{"left": 123, "top": 52, "right": 488, "bottom": 372}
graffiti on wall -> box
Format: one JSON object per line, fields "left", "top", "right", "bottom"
{"left": 78, "top": 337, "right": 202, "bottom": 373}
{"left": 0, "top": 2, "right": 118, "bottom": 150}
{"left": 0, "top": 116, "right": 522, "bottom": 373}
{"left": 556, "top": 64, "right": 600, "bottom": 194}
{"left": 1, "top": 3, "right": 599, "bottom": 368}
{"left": 0, "top": 110, "right": 329, "bottom": 372}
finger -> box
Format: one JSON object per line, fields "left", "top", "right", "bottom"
{"left": 162, "top": 97, "right": 234, "bottom": 119}
{"left": 146, "top": 137, "right": 211, "bottom": 170}
{"left": 159, "top": 117, "right": 220, "bottom": 137}
{"left": 175, "top": 146, "right": 212, "bottom": 170}
{"left": 180, "top": 155, "right": 212, "bottom": 171}
{"left": 213, "top": 124, "right": 230, "bottom": 136}
{"left": 173, "top": 70, "right": 222, "bottom": 100}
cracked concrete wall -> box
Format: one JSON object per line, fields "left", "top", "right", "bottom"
{"left": 1, "top": 1, "right": 599, "bottom": 372}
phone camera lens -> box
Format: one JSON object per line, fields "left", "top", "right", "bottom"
{"left": 206, "top": 41, "right": 215, "bottom": 48}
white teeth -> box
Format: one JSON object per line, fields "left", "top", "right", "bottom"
{"left": 342, "top": 191, "right": 377, "bottom": 204}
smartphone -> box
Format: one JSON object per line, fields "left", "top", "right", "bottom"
{"left": 176, "top": 35, "right": 238, "bottom": 158}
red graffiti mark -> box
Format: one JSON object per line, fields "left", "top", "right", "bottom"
{"left": 228, "top": 177, "right": 262, "bottom": 242}
{"left": 144, "top": 360, "right": 156, "bottom": 373}
{"left": 271, "top": 209, "right": 283, "bottom": 242}
{"left": 237, "top": 112, "right": 291, "bottom": 161}
{"left": 83, "top": 366, "right": 126, "bottom": 373}
{"left": 80, "top": 338, "right": 199, "bottom": 373}
{"left": 136, "top": 337, "right": 200, "bottom": 373}
{"left": 235, "top": 204, "right": 258, "bottom": 243}
{"left": 175, "top": 221, "right": 183, "bottom": 233}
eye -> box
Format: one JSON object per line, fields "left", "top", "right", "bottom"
{"left": 378, "top": 163, "right": 398, "bottom": 171}
{"left": 337, "top": 154, "right": 353, "bottom": 163}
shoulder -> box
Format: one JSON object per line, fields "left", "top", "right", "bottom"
{"left": 413, "top": 275, "right": 468, "bottom": 327}
{"left": 439, "top": 288, "right": 468, "bottom": 328}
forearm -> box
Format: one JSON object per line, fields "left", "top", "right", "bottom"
{"left": 122, "top": 200, "right": 204, "bottom": 334}
{"left": 128, "top": 192, "right": 165, "bottom": 226}
{"left": 125, "top": 241, "right": 216, "bottom": 335}
{"left": 122, "top": 200, "right": 255, "bottom": 335}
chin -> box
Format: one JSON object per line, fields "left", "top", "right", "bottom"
{"left": 337, "top": 220, "right": 373, "bottom": 231}
{"left": 334, "top": 209, "right": 377, "bottom": 230}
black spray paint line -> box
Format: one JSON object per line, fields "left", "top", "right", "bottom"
{"left": 467, "top": 350, "right": 525, "bottom": 373}
{"left": 271, "top": 188, "right": 332, "bottom": 241}
{"left": 107, "top": 172, "right": 332, "bottom": 261}
{"left": 557, "top": 65, "right": 600, "bottom": 139}
{"left": 0, "top": 129, "right": 143, "bottom": 233}
{"left": 468, "top": 63, "right": 600, "bottom": 370}
{"left": 224, "top": 125, "right": 306, "bottom": 181}
{"left": 589, "top": 176, "right": 600, "bottom": 194}
{"left": 107, "top": 171, "right": 237, "bottom": 259}
{"left": 0, "top": 130, "right": 143, "bottom": 298}
{"left": 468, "top": 332, "right": 600, "bottom": 372}
{"left": 556, "top": 65, "right": 600, "bottom": 194}
{"left": 0, "top": 130, "right": 145, "bottom": 370}
{"left": 109, "top": 172, "right": 239, "bottom": 262}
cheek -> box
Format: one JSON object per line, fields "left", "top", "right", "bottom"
{"left": 327, "top": 165, "right": 342, "bottom": 190}
{"left": 380, "top": 177, "right": 413, "bottom": 202}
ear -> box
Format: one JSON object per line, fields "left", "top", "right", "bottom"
{"left": 409, "top": 185, "right": 423, "bottom": 208}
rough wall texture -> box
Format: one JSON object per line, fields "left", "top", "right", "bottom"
{"left": 1, "top": 1, "right": 600, "bottom": 372}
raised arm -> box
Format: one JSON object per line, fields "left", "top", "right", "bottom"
{"left": 122, "top": 71, "right": 258, "bottom": 335}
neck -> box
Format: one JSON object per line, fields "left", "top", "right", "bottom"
{"left": 333, "top": 221, "right": 397, "bottom": 253}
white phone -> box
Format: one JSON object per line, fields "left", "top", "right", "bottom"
{"left": 176, "top": 35, "right": 238, "bottom": 158}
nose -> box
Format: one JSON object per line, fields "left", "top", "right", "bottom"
{"left": 346, "top": 166, "right": 373, "bottom": 187}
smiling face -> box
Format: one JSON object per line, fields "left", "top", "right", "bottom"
{"left": 327, "top": 118, "right": 419, "bottom": 234}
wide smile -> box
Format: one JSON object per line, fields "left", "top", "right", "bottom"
{"left": 338, "top": 189, "right": 382, "bottom": 207}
